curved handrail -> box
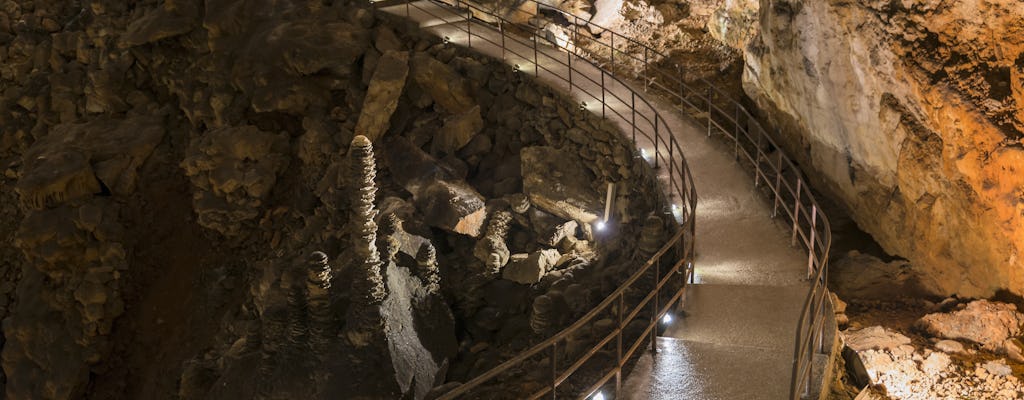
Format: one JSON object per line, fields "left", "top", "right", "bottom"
{"left": 494, "top": 2, "right": 836, "bottom": 398}
{"left": 372, "top": 0, "right": 701, "bottom": 398}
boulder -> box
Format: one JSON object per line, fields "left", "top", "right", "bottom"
{"left": 829, "top": 251, "right": 927, "bottom": 300}
{"left": 934, "top": 339, "right": 966, "bottom": 354}
{"left": 842, "top": 326, "right": 911, "bottom": 352}
{"left": 355, "top": 50, "right": 409, "bottom": 142}
{"left": 434, "top": 105, "right": 483, "bottom": 154}
{"left": 384, "top": 138, "right": 487, "bottom": 237}
{"left": 503, "top": 249, "right": 560, "bottom": 284}
{"left": 914, "top": 300, "right": 1024, "bottom": 350}
{"left": 410, "top": 52, "right": 475, "bottom": 113}
{"left": 121, "top": 1, "right": 200, "bottom": 46}
{"left": 521, "top": 146, "right": 603, "bottom": 223}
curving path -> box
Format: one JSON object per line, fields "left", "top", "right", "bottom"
{"left": 378, "top": 2, "right": 811, "bottom": 398}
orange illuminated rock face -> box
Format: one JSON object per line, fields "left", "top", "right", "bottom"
{"left": 731, "top": 0, "right": 1024, "bottom": 297}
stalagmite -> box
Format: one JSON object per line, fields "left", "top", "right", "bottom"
{"left": 637, "top": 215, "right": 666, "bottom": 259}
{"left": 344, "top": 135, "right": 387, "bottom": 347}
{"left": 415, "top": 242, "right": 441, "bottom": 296}
{"left": 473, "top": 210, "right": 513, "bottom": 276}
{"left": 378, "top": 213, "right": 403, "bottom": 264}
{"left": 306, "top": 251, "right": 333, "bottom": 351}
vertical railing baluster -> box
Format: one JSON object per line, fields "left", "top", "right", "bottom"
{"left": 791, "top": 178, "right": 802, "bottom": 246}
{"left": 500, "top": 22, "right": 505, "bottom": 60}
{"left": 733, "top": 104, "right": 740, "bottom": 160}
{"left": 807, "top": 205, "right": 817, "bottom": 278}
{"left": 615, "top": 293, "right": 624, "bottom": 398}
{"left": 631, "top": 92, "right": 636, "bottom": 144}
{"left": 652, "top": 254, "right": 660, "bottom": 353}
{"left": 601, "top": 70, "right": 606, "bottom": 118}
{"left": 754, "top": 127, "right": 764, "bottom": 187}
{"left": 772, "top": 151, "right": 783, "bottom": 218}
{"left": 533, "top": 33, "right": 539, "bottom": 78}
{"left": 706, "top": 88, "right": 712, "bottom": 137}
{"left": 643, "top": 47, "right": 648, "bottom": 91}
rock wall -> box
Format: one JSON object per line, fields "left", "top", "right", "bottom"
{"left": 728, "top": 0, "right": 1024, "bottom": 297}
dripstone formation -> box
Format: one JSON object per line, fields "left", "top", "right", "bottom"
{"left": 0, "top": 1, "right": 670, "bottom": 399}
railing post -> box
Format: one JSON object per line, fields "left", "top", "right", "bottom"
{"left": 616, "top": 293, "right": 624, "bottom": 397}
{"left": 466, "top": 10, "right": 471, "bottom": 47}
{"left": 533, "top": 33, "right": 539, "bottom": 78}
{"left": 791, "top": 178, "right": 803, "bottom": 247}
{"left": 807, "top": 205, "right": 817, "bottom": 278}
{"left": 601, "top": 70, "right": 606, "bottom": 119}
{"left": 652, "top": 255, "right": 660, "bottom": 353}
{"left": 500, "top": 22, "right": 505, "bottom": 60}
{"left": 733, "top": 104, "right": 740, "bottom": 160}
{"left": 669, "top": 135, "right": 675, "bottom": 186}
{"left": 567, "top": 44, "right": 572, "bottom": 89}
{"left": 772, "top": 151, "right": 783, "bottom": 218}
{"left": 754, "top": 128, "right": 764, "bottom": 187}
{"left": 631, "top": 92, "right": 636, "bottom": 144}
{"left": 706, "top": 88, "right": 712, "bottom": 137}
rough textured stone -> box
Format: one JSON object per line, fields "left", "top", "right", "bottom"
{"left": 729, "top": 0, "right": 1024, "bottom": 298}
{"left": 502, "top": 249, "right": 560, "bottom": 284}
{"left": 915, "top": 300, "right": 1024, "bottom": 350}
{"left": 410, "top": 52, "right": 475, "bottom": 113}
{"left": 842, "top": 326, "right": 911, "bottom": 352}
{"left": 385, "top": 138, "right": 487, "bottom": 237}
{"left": 355, "top": 50, "right": 409, "bottom": 142}
{"left": 521, "top": 146, "right": 603, "bottom": 223}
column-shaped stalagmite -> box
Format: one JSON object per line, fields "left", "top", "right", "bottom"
{"left": 415, "top": 242, "right": 441, "bottom": 296}
{"left": 378, "top": 213, "right": 403, "bottom": 264}
{"left": 283, "top": 268, "right": 310, "bottom": 352}
{"left": 344, "top": 135, "right": 387, "bottom": 347}
{"left": 306, "top": 251, "right": 333, "bottom": 351}
{"left": 473, "top": 210, "right": 513, "bottom": 276}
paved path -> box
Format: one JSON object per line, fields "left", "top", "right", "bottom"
{"left": 379, "top": 2, "right": 811, "bottom": 398}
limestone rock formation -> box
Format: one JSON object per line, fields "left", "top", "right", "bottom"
{"left": 503, "top": 249, "right": 561, "bottom": 284}
{"left": 521, "top": 146, "right": 603, "bottom": 224}
{"left": 345, "top": 135, "right": 388, "bottom": 347}
{"left": 728, "top": 0, "right": 1024, "bottom": 297}
{"left": 410, "top": 52, "right": 475, "bottom": 113}
{"left": 355, "top": 50, "right": 410, "bottom": 142}
{"left": 474, "top": 210, "right": 514, "bottom": 275}
{"left": 180, "top": 126, "right": 290, "bottom": 236}
{"left": 385, "top": 137, "right": 487, "bottom": 237}
{"left": 915, "top": 300, "right": 1024, "bottom": 350}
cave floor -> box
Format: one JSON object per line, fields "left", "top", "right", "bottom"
{"left": 379, "top": 1, "right": 811, "bottom": 398}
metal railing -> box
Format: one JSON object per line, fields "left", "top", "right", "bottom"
{"left": 487, "top": 2, "right": 836, "bottom": 398}
{"left": 373, "top": 0, "right": 700, "bottom": 398}
{"left": 375, "top": 0, "right": 835, "bottom": 397}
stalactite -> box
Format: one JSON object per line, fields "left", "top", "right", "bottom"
{"left": 415, "top": 242, "right": 441, "bottom": 295}
{"left": 306, "top": 251, "right": 333, "bottom": 352}
{"left": 344, "top": 135, "right": 386, "bottom": 347}
{"left": 473, "top": 210, "right": 513, "bottom": 276}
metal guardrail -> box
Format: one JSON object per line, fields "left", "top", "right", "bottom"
{"left": 375, "top": 0, "right": 834, "bottom": 397}
{"left": 372, "top": 0, "right": 700, "bottom": 399}
{"left": 491, "top": 2, "right": 835, "bottom": 398}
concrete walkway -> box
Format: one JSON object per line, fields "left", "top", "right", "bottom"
{"left": 379, "top": 2, "right": 811, "bottom": 398}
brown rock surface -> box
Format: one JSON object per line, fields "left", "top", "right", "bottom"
{"left": 521, "top": 146, "right": 603, "bottom": 224}
{"left": 355, "top": 50, "right": 410, "bottom": 142}
{"left": 915, "top": 300, "right": 1024, "bottom": 350}
{"left": 730, "top": 0, "right": 1024, "bottom": 297}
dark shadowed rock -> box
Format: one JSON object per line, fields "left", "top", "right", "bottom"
{"left": 521, "top": 146, "right": 603, "bottom": 223}
{"left": 385, "top": 138, "right": 487, "bottom": 237}
{"left": 356, "top": 50, "right": 409, "bottom": 142}
{"left": 434, "top": 105, "right": 483, "bottom": 154}
{"left": 411, "top": 52, "right": 475, "bottom": 113}
{"left": 503, "top": 249, "right": 560, "bottom": 284}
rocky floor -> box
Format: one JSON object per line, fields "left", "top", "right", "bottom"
{"left": 831, "top": 293, "right": 1024, "bottom": 400}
